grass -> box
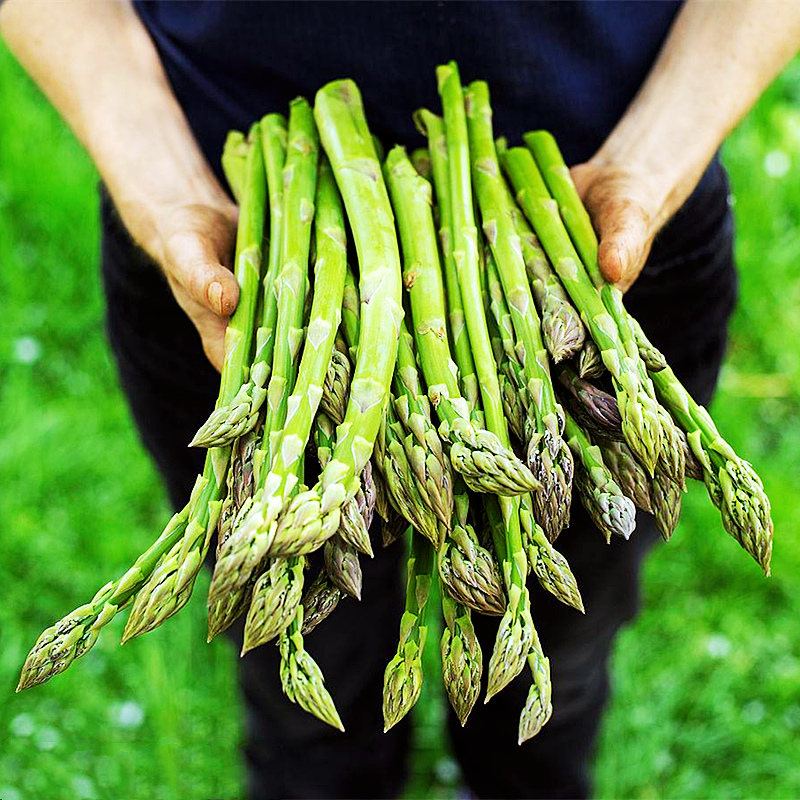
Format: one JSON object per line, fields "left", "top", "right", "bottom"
{"left": 1, "top": 40, "right": 800, "bottom": 800}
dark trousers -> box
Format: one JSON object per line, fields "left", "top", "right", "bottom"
{"left": 99, "top": 159, "right": 737, "bottom": 800}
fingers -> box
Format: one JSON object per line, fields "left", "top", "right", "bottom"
{"left": 161, "top": 203, "right": 239, "bottom": 317}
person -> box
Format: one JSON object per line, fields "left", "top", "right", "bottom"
{"left": 2, "top": 2, "right": 798, "bottom": 798}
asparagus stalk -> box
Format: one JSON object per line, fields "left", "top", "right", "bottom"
{"left": 341, "top": 262, "right": 360, "bottom": 361}
{"left": 517, "top": 224, "right": 585, "bottom": 363}
{"left": 465, "top": 82, "right": 572, "bottom": 542}
{"left": 651, "top": 468, "right": 683, "bottom": 541}
{"left": 563, "top": 410, "right": 637, "bottom": 542}
{"left": 484, "top": 247, "right": 572, "bottom": 540}
{"left": 496, "top": 137, "right": 585, "bottom": 363}
{"left": 278, "top": 607, "right": 345, "bottom": 731}
{"left": 17, "top": 507, "right": 189, "bottom": 690}
{"left": 314, "top": 412, "right": 374, "bottom": 556}
{"left": 517, "top": 496, "right": 584, "bottom": 612}
{"left": 440, "top": 591, "right": 483, "bottom": 726}
{"left": 438, "top": 61, "right": 533, "bottom": 701}
{"left": 121, "top": 124, "right": 266, "bottom": 642}
{"left": 240, "top": 555, "right": 305, "bottom": 655}
{"left": 410, "top": 147, "right": 433, "bottom": 181}
{"left": 374, "top": 398, "right": 442, "bottom": 546}
{"left": 268, "top": 80, "right": 403, "bottom": 558}
{"left": 191, "top": 115, "right": 287, "bottom": 448}
{"left": 384, "top": 142, "right": 536, "bottom": 496}
{"left": 647, "top": 361, "right": 773, "bottom": 572}
{"left": 413, "top": 108, "right": 480, "bottom": 415}
{"left": 391, "top": 317, "right": 454, "bottom": 531}
{"left": 383, "top": 531, "right": 434, "bottom": 731}
{"left": 207, "top": 99, "right": 321, "bottom": 616}
{"left": 518, "top": 639, "right": 553, "bottom": 744}
{"left": 577, "top": 339, "right": 605, "bottom": 380}
{"left": 221, "top": 130, "right": 248, "bottom": 202}
{"left": 320, "top": 339, "right": 351, "bottom": 425}
{"left": 324, "top": 535, "right": 363, "bottom": 600}
{"left": 525, "top": 132, "right": 687, "bottom": 488}
{"left": 501, "top": 145, "right": 664, "bottom": 476}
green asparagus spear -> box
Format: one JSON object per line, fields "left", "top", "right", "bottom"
{"left": 268, "top": 79, "right": 403, "bottom": 558}
{"left": 438, "top": 486, "right": 506, "bottom": 616}
{"left": 385, "top": 141, "right": 536, "bottom": 496}
{"left": 465, "top": 82, "right": 572, "bottom": 542}
{"left": 207, "top": 100, "right": 321, "bottom": 616}
{"left": 383, "top": 531, "right": 434, "bottom": 731}
{"left": 563, "top": 410, "right": 637, "bottom": 542}
{"left": 525, "top": 131, "right": 686, "bottom": 488}
{"left": 438, "top": 62, "right": 533, "bottom": 701}
{"left": 301, "top": 570, "right": 344, "bottom": 636}
{"left": 17, "top": 507, "right": 189, "bottom": 691}
{"left": 279, "top": 607, "right": 344, "bottom": 730}
{"left": 501, "top": 145, "right": 664, "bottom": 476}
{"left": 191, "top": 115, "right": 287, "bottom": 448}
{"left": 413, "top": 108, "right": 480, "bottom": 415}
{"left": 440, "top": 591, "right": 483, "bottom": 726}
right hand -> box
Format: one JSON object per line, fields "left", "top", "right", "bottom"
{"left": 150, "top": 200, "right": 239, "bottom": 371}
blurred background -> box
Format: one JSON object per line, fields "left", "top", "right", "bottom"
{"left": 1, "top": 38, "right": 800, "bottom": 800}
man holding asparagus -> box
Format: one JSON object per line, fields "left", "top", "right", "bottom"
{"left": 2, "top": 1, "right": 798, "bottom": 797}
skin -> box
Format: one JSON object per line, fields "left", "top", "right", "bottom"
{"left": 570, "top": 1, "right": 800, "bottom": 291}
{"left": 3, "top": 0, "right": 800, "bottom": 359}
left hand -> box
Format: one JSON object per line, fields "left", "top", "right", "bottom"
{"left": 570, "top": 159, "right": 669, "bottom": 293}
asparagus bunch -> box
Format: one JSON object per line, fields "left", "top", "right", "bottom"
{"left": 19, "top": 65, "right": 772, "bottom": 748}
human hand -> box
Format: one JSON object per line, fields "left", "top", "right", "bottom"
{"left": 150, "top": 200, "right": 239, "bottom": 371}
{"left": 570, "top": 160, "right": 669, "bottom": 293}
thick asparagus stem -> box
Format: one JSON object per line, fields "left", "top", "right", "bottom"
{"left": 269, "top": 79, "right": 403, "bottom": 558}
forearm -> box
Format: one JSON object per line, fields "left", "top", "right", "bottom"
{"left": 0, "top": 0, "right": 233, "bottom": 263}
{"left": 593, "top": 0, "right": 800, "bottom": 225}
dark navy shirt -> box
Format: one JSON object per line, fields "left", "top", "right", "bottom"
{"left": 133, "top": 0, "right": 730, "bottom": 271}
{"left": 134, "top": 1, "right": 682, "bottom": 172}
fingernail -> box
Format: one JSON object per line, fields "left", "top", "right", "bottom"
{"left": 208, "top": 282, "right": 223, "bottom": 315}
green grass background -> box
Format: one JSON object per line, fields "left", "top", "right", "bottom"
{"left": 1, "top": 40, "right": 799, "bottom": 800}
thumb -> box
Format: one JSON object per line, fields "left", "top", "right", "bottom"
{"left": 161, "top": 204, "right": 239, "bottom": 317}
{"left": 586, "top": 194, "right": 653, "bottom": 290}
